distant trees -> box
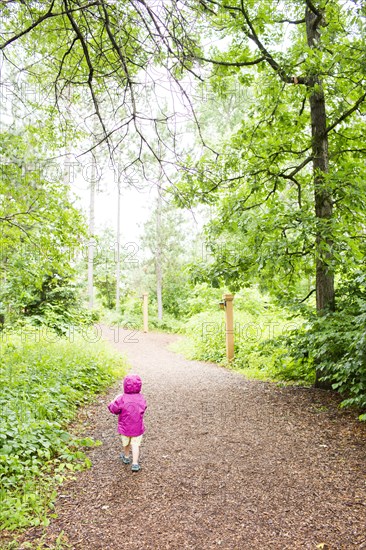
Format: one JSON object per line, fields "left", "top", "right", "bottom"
{"left": 140, "top": 198, "right": 191, "bottom": 320}
{"left": 91, "top": 227, "right": 128, "bottom": 312}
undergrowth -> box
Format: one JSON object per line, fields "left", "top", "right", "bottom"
{"left": 171, "top": 282, "right": 366, "bottom": 419}
{"left": 0, "top": 329, "right": 126, "bottom": 531}
{"left": 171, "top": 288, "right": 313, "bottom": 385}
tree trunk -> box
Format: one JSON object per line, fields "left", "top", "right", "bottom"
{"left": 156, "top": 188, "right": 163, "bottom": 321}
{"left": 88, "top": 154, "right": 96, "bottom": 310}
{"left": 116, "top": 179, "right": 121, "bottom": 313}
{"left": 306, "top": 7, "right": 335, "bottom": 314}
{"left": 306, "top": 6, "right": 335, "bottom": 388}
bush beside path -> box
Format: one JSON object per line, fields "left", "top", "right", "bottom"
{"left": 11, "top": 327, "right": 366, "bottom": 549}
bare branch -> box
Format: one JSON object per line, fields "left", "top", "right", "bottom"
{"left": 63, "top": 0, "right": 110, "bottom": 149}
{"left": 330, "top": 148, "right": 366, "bottom": 156}
{"left": 300, "top": 288, "right": 316, "bottom": 303}
{"left": 99, "top": 0, "right": 136, "bottom": 117}
{"left": 288, "top": 156, "right": 313, "bottom": 177}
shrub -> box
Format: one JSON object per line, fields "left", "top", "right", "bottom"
{"left": 180, "top": 289, "right": 307, "bottom": 381}
{"left": 279, "top": 272, "right": 366, "bottom": 419}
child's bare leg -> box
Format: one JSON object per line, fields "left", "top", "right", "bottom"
{"left": 131, "top": 444, "right": 139, "bottom": 465}
{"left": 123, "top": 444, "right": 131, "bottom": 458}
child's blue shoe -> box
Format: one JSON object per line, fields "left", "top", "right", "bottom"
{"left": 120, "top": 453, "right": 131, "bottom": 464}
{"left": 131, "top": 463, "right": 141, "bottom": 472}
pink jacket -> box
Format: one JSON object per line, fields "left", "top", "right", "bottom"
{"left": 108, "top": 374, "right": 147, "bottom": 437}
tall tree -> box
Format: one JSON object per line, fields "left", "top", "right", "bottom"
{"left": 172, "top": 0, "right": 366, "bottom": 316}
{"left": 155, "top": 186, "right": 164, "bottom": 321}
{"left": 2, "top": 0, "right": 365, "bottom": 318}
{"left": 141, "top": 199, "right": 188, "bottom": 320}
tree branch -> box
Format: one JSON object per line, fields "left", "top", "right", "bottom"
{"left": 64, "top": 0, "right": 110, "bottom": 148}
{"left": 300, "top": 288, "right": 316, "bottom": 303}
{"left": 0, "top": 1, "right": 101, "bottom": 50}
{"left": 235, "top": 0, "right": 310, "bottom": 85}
{"left": 99, "top": 0, "right": 136, "bottom": 117}
{"left": 286, "top": 155, "right": 313, "bottom": 178}
{"left": 326, "top": 92, "right": 366, "bottom": 135}
{"left": 0, "top": 1, "right": 56, "bottom": 50}
{"left": 195, "top": 54, "right": 266, "bottom": 66}
{"left": 305, "top": 0, "right": 321, "bottom": 17}
{"left": 276, "top": 18, "right": 306, "bottom": 24}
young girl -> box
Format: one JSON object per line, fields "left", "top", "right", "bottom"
{"left": 108, "top": 374, "right": 147, "bottom": 472}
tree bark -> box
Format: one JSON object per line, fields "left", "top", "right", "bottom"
{"left": 306, "top": 6, "right": 335, "bottom": 314}
{"left": 306, "top": 6, "right": 335, "bottom": 388}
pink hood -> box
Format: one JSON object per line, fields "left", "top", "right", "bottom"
{"left": 123, "top": 374, "right": 142, "bottom": 394}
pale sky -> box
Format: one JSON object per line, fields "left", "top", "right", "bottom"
{"left": 71, "top": 175, "right": 154, "bottom": 246}
{"left": 71, "top": 173, "right": 206, "bottom": 250}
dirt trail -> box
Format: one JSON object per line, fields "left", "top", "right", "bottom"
{"left": 18, "top": 327, "right": 366, "bottom": 549}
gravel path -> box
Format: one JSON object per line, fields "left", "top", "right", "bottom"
{"left": 16, "top": 327, "right": 366, "bottom": 549}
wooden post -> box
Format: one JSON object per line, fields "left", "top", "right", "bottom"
{"left": 223, "top": 293, "right": 234, "bottom": 361}
{"left": 142, "top": 292, "right": 149, "bottom": 333}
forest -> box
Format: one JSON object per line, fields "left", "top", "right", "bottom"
{"left": 0, "top": 0, "right": 365, "bottom": 539}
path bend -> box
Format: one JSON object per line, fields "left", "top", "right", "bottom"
{"left": 22, "top": 327, "right": 366, "bottom": 549}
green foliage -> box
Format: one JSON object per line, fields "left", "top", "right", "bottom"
{"left": 283, "top": 272, "right": 366, "bottom": 417}
{"left": 185, "top": 284, "right": 223, "bottom": 316}
{"left": 0, "top": 333, "right": 125, "bottom": 530}
{"left": 0, "top": 129, "right": 87, "bottom": 329}
{"left": 108, "top": 292, "right": 186, "bottom": 334}
{"left": 0, "top": 0, "right": 150, "bottom": 100}
{"left": 177, "top": 276, "right": 366, "bottom": 413}
{"left": 148, "top": 313, "right": 186, "bottom": 333}
{"left": 169, "top": 0, "right": 366, "bottom": 416}
{"left": 21, "top": 276, "right": 93, "bottom": 336}
{"left": 90, "top": 228, "right": 129, "bottom": 311}
{"left": 176, "top": 287, "right": 311, "bottom": 382}
{"left": 174, "top": 0, "right": 366, "bottom": 305}
{"left": 117, "top": 291, "right": 144, "bottom": 328}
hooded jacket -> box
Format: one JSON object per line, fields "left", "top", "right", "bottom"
{"left": 108, "top": 374, "right": 147, "bottom": 437}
